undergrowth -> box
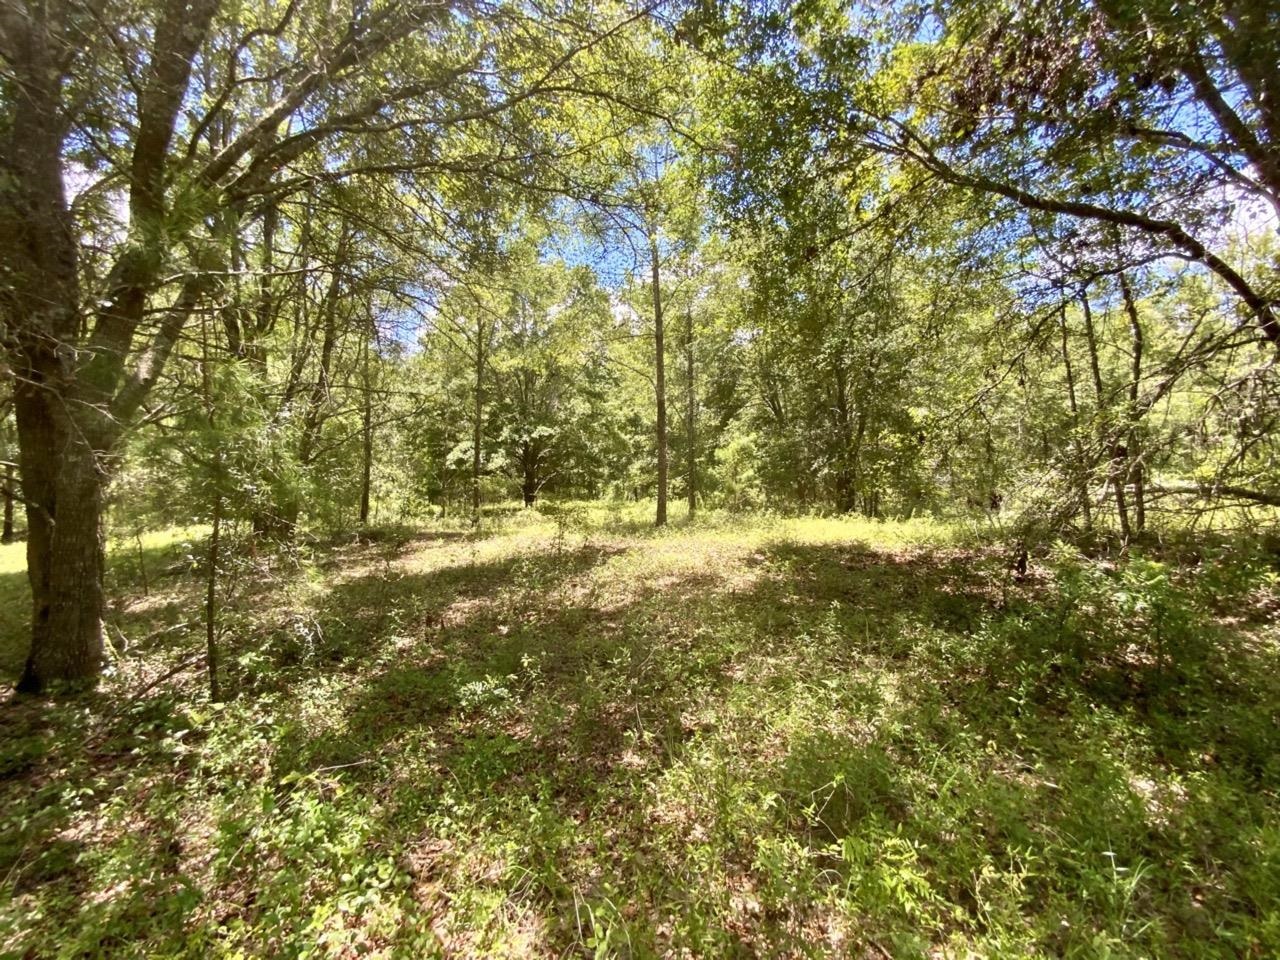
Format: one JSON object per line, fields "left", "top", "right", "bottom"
{"left": 1, "top": 506, "right": 1277, "bottom": 957}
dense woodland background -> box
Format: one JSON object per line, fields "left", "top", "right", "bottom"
{"left": 1, "top": 0, "right": 1279, "bottom": 955}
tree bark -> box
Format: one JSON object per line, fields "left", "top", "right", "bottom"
{"left": 1118, "top": 272, "right": 1146, "bottom": 535}
{"left": 205, "top": 487, "right": 222, "bottom": 703}
{"left": 13, "top": 376, "right": 107, "bottom": 693}
{"left": 521, "top": 442, "right": 539, "bottom": 507}
{"left": 298, "top": 222, "right": 350, "bottom": 469}
{"left": 650, "top": 228, "right": 668, "bottom": 527}
{"left": 685, "top": 305, "right": 696, "bottom": 518}
{"left": 1080, "top": 292, "right": 1131, "bottom": 542}
{"left": 1058, "top": 304, "right": 1093, "bottom": 529}
{"left": 2, "top": 462, "right": 13, "bottom": 543}
{"left": 359, "top": 337, "right": 373, "bottom": 526}
{"left": 472, "top": 316, "right": 486, "bottom": 527}
{"left": 4, "top": 62, "right": 110, "bottom": 690}
{"left": 201, "top": 298, "right": 223, "bottom": 702}
{"left": 832, "top": 360, "right": 858, "bottom": 513}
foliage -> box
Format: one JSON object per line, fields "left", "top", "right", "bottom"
{"left": 2, "top": 0, "right": 1280, "bottom": 951}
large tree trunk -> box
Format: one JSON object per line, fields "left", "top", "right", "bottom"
{"left": 5, "top": 80, "right": 109, "bottom": 691}
{"left": 13, "top": 376, "right": 107, "bottom": 693}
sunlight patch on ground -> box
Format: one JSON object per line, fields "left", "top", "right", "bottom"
{"left": 0, "top": 539, "right": 24, "bottom": 575}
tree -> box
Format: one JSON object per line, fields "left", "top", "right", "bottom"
{"left": 717, "top": 0, "right": 1279, "bottom": 344}
{"left": 0, "top": 0, "right": 664, "bottom": 691}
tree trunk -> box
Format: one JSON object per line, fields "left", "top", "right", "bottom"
{"left": 685, "top": 305, "right": 696, "bottom": 518}
{"left": 4, "top": 31, "right": 107, "bottom": 692}
{"left": 2, "top": 462, "right": 13, "bottom": 543}
{"left": 298, "top": 225, "right": 349, "bottom": 468}
{"left": 201, "top": 301, "right": 224, "bottom": 703}
{"left": 472, "top": 317, "right": 486, "bottom": 527}
{"left": 1080, "top": 291, "right": 1131, "bottom": 542}
{"left": 1118, "top": 272, "right": 1146, "bottom": 535}
{"left": 1111, "top": 449, "right": 1133, "bottom": 544}
{"left": 848, "top": 412, "right": 868, "bottom": 515}
{"left": 522, "top": 442, "right": 538, "bottom": 507}
{"left": 359, "top": 331, "right": 373, "bottom": 526}
{"left": 832, "top": 361, "right": 858, "bottom": 513}
{"left": 13, "top": 377, "right": 107, "bottom": 693}
{"left": 1058, "top": 304, "right": 1093, "bottom": 529}
{"left": 650, "top": 228, "right": 667, "bottom": 527}
{"left": 205, "top": 485, "right": 223, "bottom": 703}
{"left": 359, "top": 401, "right": 373, "bottom": 526}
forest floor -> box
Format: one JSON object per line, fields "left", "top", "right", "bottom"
{"left": 1, "top": 506, "right": 1278, "bottom": 958}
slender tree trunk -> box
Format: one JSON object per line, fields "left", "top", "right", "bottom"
{"left": 254, "top": 203, "right": 316, "bottom": 539}
{"left": 850, "top": 412, "right": 867, "bottom": 514}
{"left": 249, "top": 199, "right": 279, "bottom": 364}
{"left": 472, "top": 317, "right": 486, "bottom": 527}
{"left": 359, "top": 405, "right": 373, "bottom": 525}
{"left": 359, "top": 332, "right": 373, "bottom": 526}
{"left": 134, "top": 529, "right": 150, "bottom": 596}
{"left": 2, "top": 462, "right": 13, "bottom": 543}
{"left": 205, "top": 486, "right": 222, "bottom": 703}
{"left": 1058, "top": 305, "right": 1092, "bottom": 529}
{"left": 650, "top": 228, "right": 667, "bottom": 527}
{"left": 1111, "top": 448, "right": 1132, "bottom": 543}
{"left": 685, "top": 306, "right": 696, "bottom": 518}
{"left": 1118, "top": 273, "right": 1146, "bottom": 536}
{"left": 832, "top": 361, "right": 857, "bottom": 512}
{"left": 522, "top": 442, "right": 538, "bottom": 507}
{"left": 200, "top": 306, "right": 223, "bottom": 702}
{"left": 298, "top": 224, "right": 349, "bottom": 469}
{"left": 1080, "top": 292, "right": 1131, "bottom": 542}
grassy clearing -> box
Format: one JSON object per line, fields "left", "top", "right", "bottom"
{"left": 1, "top": 507, "right": 1278, "bottom": 958}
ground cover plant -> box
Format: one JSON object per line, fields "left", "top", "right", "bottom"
{"left": 2, "top": 507, "right": 1277, "bottom": 957}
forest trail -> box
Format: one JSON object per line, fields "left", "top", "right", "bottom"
{"left": 2, "top": 511, "right": 1277, "bottom": 956}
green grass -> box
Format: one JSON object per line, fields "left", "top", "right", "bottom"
{"left": 0, "top": 538, "right": 29, "bottom": 677}
{"left": 1, "top": 507, "right": 1278, "bottom": 957}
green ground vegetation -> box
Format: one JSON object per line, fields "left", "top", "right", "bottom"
{"left": 2, "top": 508, "right": 1277, "bottom": 958}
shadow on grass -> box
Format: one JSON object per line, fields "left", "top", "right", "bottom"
{"left": 708, "top": 539, "right": 1280, "bottom": 953}
{"left": 266, "top": 537, "right": 720, "bottom": 784}
{"left": 0, "top": 569, "right": 29, "bottom": 680}
{"left": 239, "top": 536, "right": 1280, "bottom": 954}
{"left": 3, "top": 530, "right": 1279, "bottom": 957}
{"left": 745, "top": 538, "right": 1280, "bottom": 771}
{"left": 0, "top": 531, "right": 213, "bottom": 683}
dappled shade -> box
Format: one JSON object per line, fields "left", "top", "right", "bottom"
{"left": 2, "top": 512, "right": 1277, "bottom": 955}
